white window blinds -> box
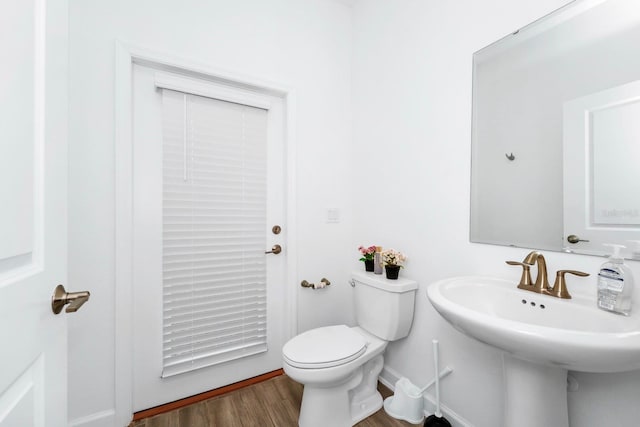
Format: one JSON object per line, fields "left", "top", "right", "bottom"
{"left": 161, "top": 89, "right": 268, "bottom": 378}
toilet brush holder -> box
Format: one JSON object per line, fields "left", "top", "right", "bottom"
{"left": 383, "top": 377, "right": 425, "bottom": 424}
{"left": 383, "top": 367, "right": 453, "bottom": 424}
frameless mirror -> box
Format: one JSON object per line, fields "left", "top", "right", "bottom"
{"left": 470, "top": 0, "right": 640, "bottom": 259}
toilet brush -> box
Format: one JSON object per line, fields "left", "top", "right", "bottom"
{"left": 418, "top": 366, "right": 452, "bottom": 395}
{"left": 424, "top": 340, "right": 452, "bottom": 427}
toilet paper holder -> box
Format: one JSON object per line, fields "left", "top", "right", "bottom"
{"left": 301, "top": 278, "right": 331, "bottom": 289}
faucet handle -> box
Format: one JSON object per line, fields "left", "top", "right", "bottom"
{"left": 550, "top": 270, "right": 590, "bottom": 299}
{"left": 506, "top": 261, "right": 533, "bottom": 289}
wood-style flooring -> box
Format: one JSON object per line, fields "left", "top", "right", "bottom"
{"left": 129, "top": 374, "right": 417, "bottom": 427}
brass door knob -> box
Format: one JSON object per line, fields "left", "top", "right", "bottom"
{"left": 51, "top": 284, "right": 91, "bottom": 314}
{"left": 567, "top": 234, "right": 590, "bottom": 244}
{"left": 265, "top": 244, "right": 282, "bottom": 255}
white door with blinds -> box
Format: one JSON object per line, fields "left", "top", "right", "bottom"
{"left": 131, "top": 65, "right": 288, "bottom": 411}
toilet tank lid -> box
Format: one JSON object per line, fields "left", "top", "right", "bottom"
{"left": 352, "top": 271, "right": 418, "bottom": 293}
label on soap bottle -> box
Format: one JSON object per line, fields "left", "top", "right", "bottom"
{"left": 598, "top": 267, "right": 624, "bottom": 311}
{"left": 598, "top": 268, "right": 624, "bottom": 292}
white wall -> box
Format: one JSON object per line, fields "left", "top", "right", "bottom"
{"left": 68, "top": 1, "right": 354, "bottom": 425}
{"left": 351, "top": 1, "right": 640, "bottom": 426}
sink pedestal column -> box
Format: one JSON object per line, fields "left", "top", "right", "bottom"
{"left": 503, "top": 354, "right": 568, "bottom": 427}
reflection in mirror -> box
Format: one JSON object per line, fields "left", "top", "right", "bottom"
{"left": 470, "top": 0, "right": 640, "bottom": 259}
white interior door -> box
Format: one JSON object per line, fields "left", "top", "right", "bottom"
{"left": 131, "top": 64, "right": 288, "bottom": 411}
{"left": 0, "top": 1, "right": 69, "bottom": 426}
{"left": 563, "top": 80, "right": 640, "bottom": 256}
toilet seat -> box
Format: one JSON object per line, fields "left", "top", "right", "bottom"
{"left": 283, "top": 325, "right": 367, "bottom": 369}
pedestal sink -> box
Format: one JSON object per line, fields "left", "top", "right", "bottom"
{"left": 427, "top": 276, "right": 640, "bottom": 427}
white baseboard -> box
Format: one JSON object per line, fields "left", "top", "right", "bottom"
{"left": 379, "top": 364, "right": 402, "bottom": 390}
{"left": 379, "top": 365, "right": 474, "bottom": 427}
{"left": 69, "top": 409, "right": 117, "bottom": 427}
{"left": 68, "top": 366, "right": 470, "bottom": 427}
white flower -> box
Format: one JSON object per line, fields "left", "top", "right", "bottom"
{"left": 382, "top": 248, "right": 406, "bottom": 266}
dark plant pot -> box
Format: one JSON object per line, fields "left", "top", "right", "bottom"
{"left": 385, "top": 265, "right": 401, "bottom": 280}
{"left": 364, "top": 259, "right": 375, "bottom": 272}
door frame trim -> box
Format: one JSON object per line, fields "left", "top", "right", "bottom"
{"left": 114, "top": 41, "right": 298, "bottom": 426}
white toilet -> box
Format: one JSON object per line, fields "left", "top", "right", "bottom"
{"left": 282, "top": 271, "right": 418, "bottom": 427}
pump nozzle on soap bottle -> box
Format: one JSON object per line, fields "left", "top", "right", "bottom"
{"left": 605, "top": 243, "right": 625, "bottom": 261}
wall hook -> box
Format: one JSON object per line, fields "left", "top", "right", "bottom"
{"left": 505, "top": 152, "right": 515, "bottom": 161}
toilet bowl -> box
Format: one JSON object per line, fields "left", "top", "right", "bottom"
{"left": 283, "top": 326, "right": 387, "bottom": 426}
{"left": 282, "top": 272, "right": 418, "bottom": 427}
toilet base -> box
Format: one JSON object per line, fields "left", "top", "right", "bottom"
{"left": 297, "top": 355, "right": 385, "bottom": 427}
{"left": 350, "top": 390, "right": 382, "bottom": 424}
{"left": 349, "top": 355, "right": 384, "bottom": 424}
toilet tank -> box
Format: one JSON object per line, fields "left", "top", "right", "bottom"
{"left": 351, "top": 271, "right": 418, "bottom": 341}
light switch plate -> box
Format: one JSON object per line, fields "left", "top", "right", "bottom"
{"left": 326, "top": 208, "right": 340, "bottom": 223}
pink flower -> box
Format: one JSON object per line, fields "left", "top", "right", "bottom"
{"left": 357, "top": 245, "right": 377, "bottom": 261}
{"left": 358, "top": 245, "right": 376, "bottom": 256}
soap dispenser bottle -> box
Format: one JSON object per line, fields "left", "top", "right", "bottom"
{"left": 597, "top": 244, "right": 634, "bottom": 316}
{"left": 373, "top": 246, "right": 383, "bottom": 275}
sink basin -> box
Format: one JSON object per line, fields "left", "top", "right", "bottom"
{"left": 427, "top": 276, "right": 640, "bottom": 427}
{"left": 427, "top": 276, "right": 640, "bottom": 373}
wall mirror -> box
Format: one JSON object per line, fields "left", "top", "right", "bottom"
{"left": 470, "top": 0, "right": 640, "bottom": 259}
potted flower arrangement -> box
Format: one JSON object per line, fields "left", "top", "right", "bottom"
{"left": 382, "top": 248, "right": 406, "bottom": 280}
{"left": 358, "top": 245, "right": 377, "bottom": 272}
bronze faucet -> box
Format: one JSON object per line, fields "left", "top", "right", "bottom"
{"left": 549, "top": 270, "right": 590, "bottom": 299}
{"left": 506, "top": 251, "right": 589, "bottom": 299}
{"left": 523, "top": 251, "right": 551, "bottom": 294}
